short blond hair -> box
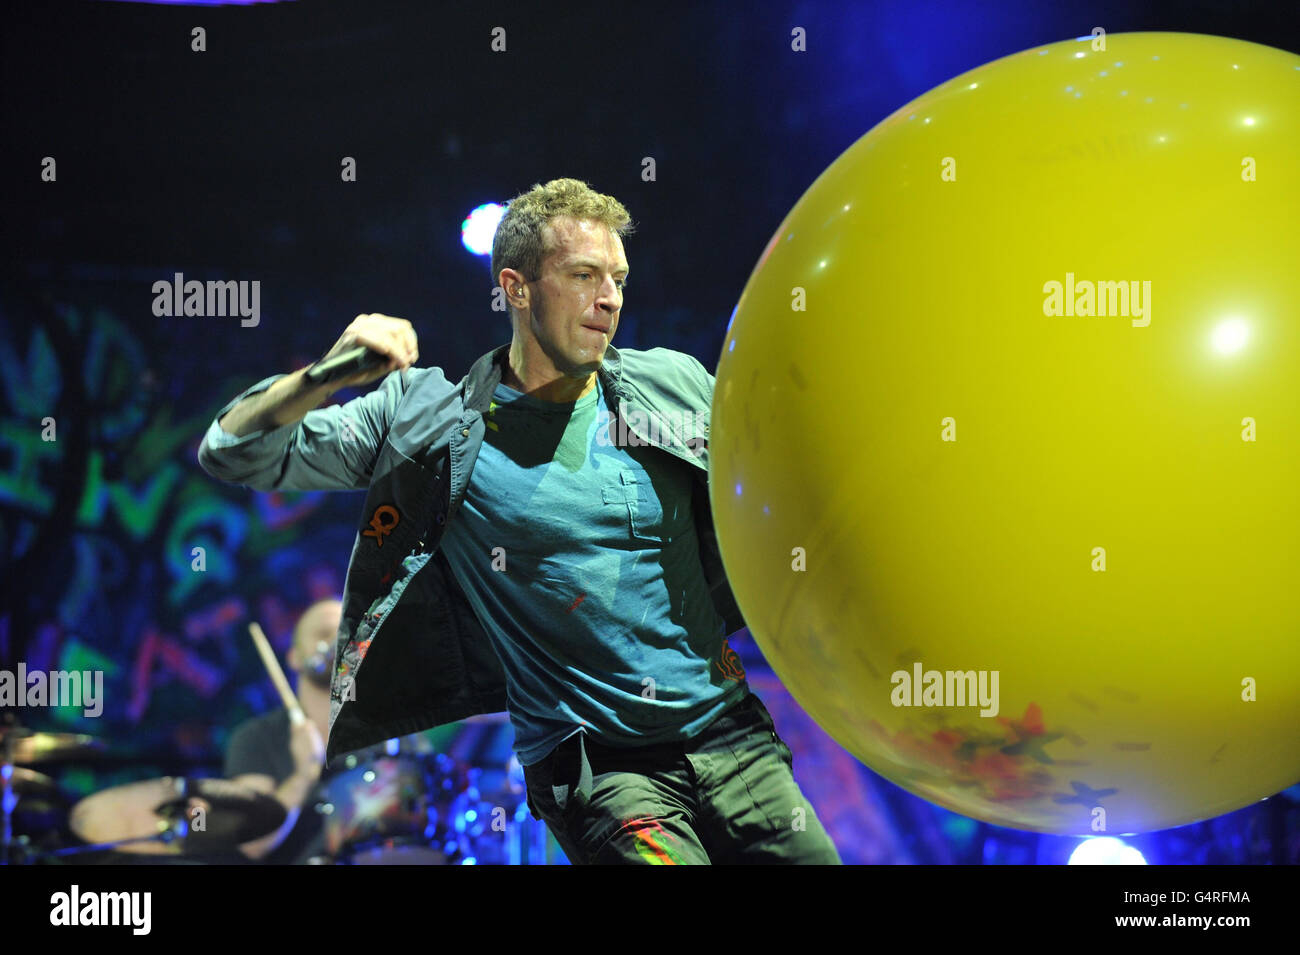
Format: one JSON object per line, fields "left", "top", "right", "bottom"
{"left": 491, "top": 178, "right": 634, "bottom": 307}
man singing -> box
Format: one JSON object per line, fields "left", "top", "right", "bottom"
{"left": 198, "top": 178, "right": 840, "bottom": 864}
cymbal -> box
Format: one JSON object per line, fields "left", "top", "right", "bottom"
{"left": 70, "top": 776, "right": 287, "bottom": 855}
{"left": 167, "top": 777, "right": 288, "bottom": 848}
{"left": 0, "top": 726, "right": 105, "bottom": 764}
{"left": 4, "top": 766, "right": 58, "bottom": 798}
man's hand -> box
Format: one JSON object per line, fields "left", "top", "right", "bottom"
{"left": 289, "top": 717, "right": 325, "bottom": 779}
{"left": 317, "top": 313, "right": 419, "bottom": 393}
{"left": 214, "top": 313, "right": 419, "bottom": 438}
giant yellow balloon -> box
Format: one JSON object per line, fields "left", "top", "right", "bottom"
{"left": 712, "top": 33, "right": 1300, "bottom": 834}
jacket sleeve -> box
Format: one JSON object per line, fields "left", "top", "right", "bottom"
{"left": 687, "top": 354, "right": 716, "bottom": 403}
{"left": 197, "top": 367, "right": 415, "bottom": 492}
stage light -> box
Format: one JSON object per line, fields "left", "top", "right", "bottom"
{"left": 461, "top": 203, "right": 506, "bottom": 256}
{"left": 1068, "top": 837, "right": 1147, "bottom": 865}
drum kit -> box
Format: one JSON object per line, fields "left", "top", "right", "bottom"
{"left": 311, "top": 732, "right": 545, "bottom": 865}
{"left": 1, "top": 620, "right": 557, "bottom": 864}
{"left": 0, "top": 716, "right": 551, "bottom": 866}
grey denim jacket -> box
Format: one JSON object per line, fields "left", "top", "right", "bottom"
{"left": 198, "top": 341, "right": 746, "bottom": 764}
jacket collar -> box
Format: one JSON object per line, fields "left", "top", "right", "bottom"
{"left": 464, "top": 341, "right": 625, "bottom": 413}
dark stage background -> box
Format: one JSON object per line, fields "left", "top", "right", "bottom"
{"left": 2, "top": 0, "right": 1298, "bottom": 865}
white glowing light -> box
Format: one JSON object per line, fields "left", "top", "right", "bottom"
{"left": 1211, "top": 318, "right": 1250, "bottom": 355}
{"left": 1069, "top": 837, "right": 1147, "bottom": 865}
{"left": 461, "top": 202, "right": 507, "bottom": 255}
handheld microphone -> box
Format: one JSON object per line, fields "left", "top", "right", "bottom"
{"left": 303, "top": 639, "right": 333, "bottom": 689}
{"left": 304, "top": 345, "right": 389, "bottom": 385}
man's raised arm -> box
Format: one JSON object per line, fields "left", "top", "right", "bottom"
{"left": 197, "top": 313, "right": 420, "bottom": 493}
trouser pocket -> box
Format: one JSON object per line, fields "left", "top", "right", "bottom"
{"left": 524, "top": 731, "right": 594, "bottom": 820}
{"left": 748, "top": 694, "right": 794, "bottom": 768}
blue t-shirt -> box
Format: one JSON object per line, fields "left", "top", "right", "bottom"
{"left": 438, "top": 373, "right": 747, "bottom": 765}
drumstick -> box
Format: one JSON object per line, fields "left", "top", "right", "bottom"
{"left": 248, "top": 622, "right": 306, "bottom": 725}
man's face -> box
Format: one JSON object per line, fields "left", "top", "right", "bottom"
{"left": 290, "top": 600, "right": 342, "bottom": 685}
{"left": 524, "top": 216, "right": 628, "bottom": 377}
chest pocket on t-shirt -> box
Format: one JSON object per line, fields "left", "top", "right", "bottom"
{"left": 603, "top": 466, "right": 673, "bottom": 544}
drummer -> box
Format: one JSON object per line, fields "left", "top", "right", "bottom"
{"left": 223, "top": 598, "right": 336, "bottom": 863}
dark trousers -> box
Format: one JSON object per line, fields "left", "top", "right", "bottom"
{"left": 522, "top": 692, "right": 842, "bottom": 864}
